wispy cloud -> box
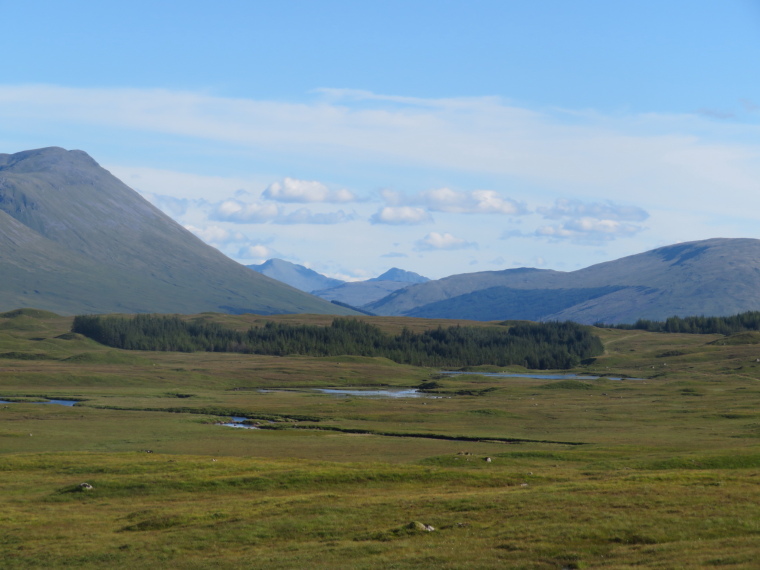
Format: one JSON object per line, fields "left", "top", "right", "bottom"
{"left": 276, "top": 208, "right": 355, "bottom": 225}
{"left": 5, "top": 84, "right": 760, "bottom": 218}
{"left": 211, "top": 199, "right": 354, "bottom": 225}
{"left": 537, "top": 199, "right": 648, "bottom": 222}
{"left": 370, "top": 206, "right": 432, "bottom": 225}
{"left": 384, "top": 187, "right": 527, "bottom": 215}
{"left": 499, "top": 198, "right": 649, "bottom": 245}
{"left": 212, "top": 199, "right": 280, "bottom": 223}
{"left": 415, "top": 232, "right": 477, "bottom": 251}
{"left": 535, "top": 218, "right": 643, "bottom": 244}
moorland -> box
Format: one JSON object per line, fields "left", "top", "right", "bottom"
{"left": 1, "top": 309, "right": 759, "bottom": 568}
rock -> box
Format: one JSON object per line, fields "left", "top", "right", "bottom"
{"left": 407, "top": 521, "right": 435, "bottom": 532}
{"left": 78, "top": 482, "right": 93, "bottom": 491}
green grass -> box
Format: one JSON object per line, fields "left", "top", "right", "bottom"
{"left": 1, "top": 311, "right": 760, "bottom": 567}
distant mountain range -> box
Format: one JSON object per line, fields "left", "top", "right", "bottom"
{"left": 4, "top": 148, "right": 758, "bottom": 324}
{"left": 364, "top": 238, "right": 760, "bottom": 324}
{"left": 249, "top": 259, "right": 429, "bottom": 307}
{"left": 0, "top": 147, "right": 356, "bottom": 316}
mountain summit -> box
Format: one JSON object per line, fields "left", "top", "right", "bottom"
{"left": 0, "top": 147, "right": 355, "bottom": 316}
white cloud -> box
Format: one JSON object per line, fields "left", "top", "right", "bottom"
{"left": 237, "top": 244, "right": 274, "bottom": 260}
{"left": 184, "top": 224, "right": 246, "bottom": 246}
{"left": 415, "top": 232, "right": 477, "bottom": 251}
{"left": 370, "top": 206, "right": 432, "bottom": 225}
{"left": 416, "top": 187, "right": 527, "bottom": 215}
{"left": 212, "top": 199, "right": 280, "bottom": 223}
{"left": 263, "top": 177, "right": 356, "bottom": 203}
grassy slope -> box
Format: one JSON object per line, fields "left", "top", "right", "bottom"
{"left": 1, "top": 311, "right": 759, "bottom": 568}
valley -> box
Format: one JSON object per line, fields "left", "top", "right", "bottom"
{"left": 1, "top": 309, "right": 759, "bottom": 568}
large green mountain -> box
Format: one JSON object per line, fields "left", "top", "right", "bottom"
{"left": 0, "top": 147, "right": 355, "bottom": 316}
{"left": 365, "top": 238, "right": 760, "bottom": 324}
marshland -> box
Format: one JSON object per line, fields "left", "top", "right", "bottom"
{"left": 1, "top": 309, "right": 759, "bottom": 568}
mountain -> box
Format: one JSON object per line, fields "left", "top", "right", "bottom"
{"left": 369, "top": 268, "right": 429, "bottom": 284}
{"left": 312, "top": 267, "right": 431, "bottom": 307}
{"left": 0, "top": 147, "right": 357, "bottom": 316}
{"left": 365, "top": 239, "right": 760, "bottom": 324}
{"left": 247, "top": 258, "right": 344, "bottom": 292}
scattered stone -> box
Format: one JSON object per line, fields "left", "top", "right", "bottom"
{"left": 520, "top": 483, "right": 529, "bottom": 487}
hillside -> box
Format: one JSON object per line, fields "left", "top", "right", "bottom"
{"left": 0, "top": 147, "right": 355, "bottom": 316}
{"left": 365, "top": 239, "right": 760, "bottom": 323}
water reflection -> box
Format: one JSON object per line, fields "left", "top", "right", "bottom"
{"left": 219, "top": 416, "right": 259, "bottom": 429}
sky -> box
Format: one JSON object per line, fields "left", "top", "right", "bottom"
{"left": 1, "top": 0, "right": 759, "bottom": 281}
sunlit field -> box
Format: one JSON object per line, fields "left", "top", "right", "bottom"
{"left": 1, "top": 310, "right": 759, "bottom": 568}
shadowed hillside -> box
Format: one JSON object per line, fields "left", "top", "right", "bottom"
{"left": 365, "top": 239, "right": 760, "bottom": 323}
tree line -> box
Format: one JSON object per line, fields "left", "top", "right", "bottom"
{"left": 597, "top": 311, "right": 760, "bottom": 335}
{"left": 71, "top": 315, "right": 603, "bottom": 369}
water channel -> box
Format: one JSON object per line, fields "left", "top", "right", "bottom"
{"left": 0, "top": 399, "right": 79, "bottom": 406}
{"left": 439, "top": 371, "right": 643, "bottom": 381}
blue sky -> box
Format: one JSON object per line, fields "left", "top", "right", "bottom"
{"left": 2, "top": 1, "right": 759, "bottom": 280}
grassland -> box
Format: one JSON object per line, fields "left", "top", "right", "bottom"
{"left": 1, "top": 310, "right": 759, "bottom": 568}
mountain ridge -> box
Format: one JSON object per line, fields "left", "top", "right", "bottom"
{"left": 0, "top": 147, "right": 356, "bottom": 316}
{"left": 365, "top": 238, "right": 760, "bottom": 324}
